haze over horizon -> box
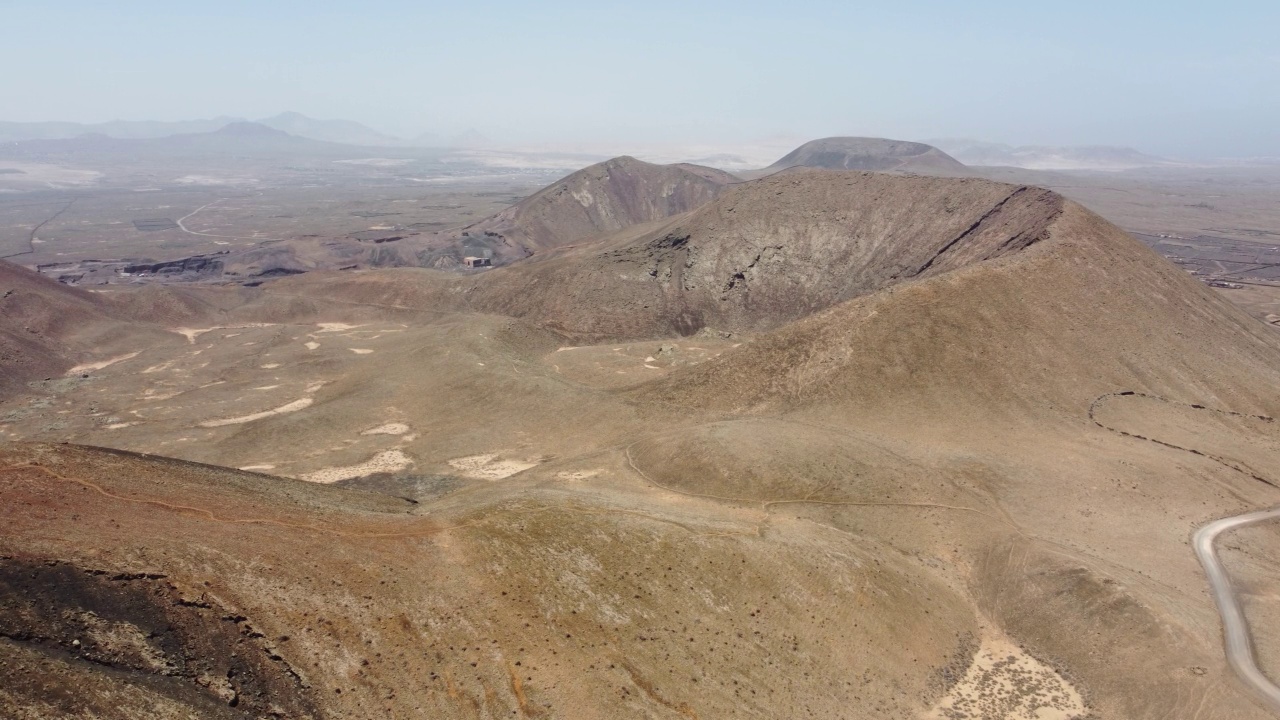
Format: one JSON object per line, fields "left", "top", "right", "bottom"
{"left": 4, "top": 1, "right": 1278, "bottom": 158}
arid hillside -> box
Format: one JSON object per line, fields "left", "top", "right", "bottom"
{"left": 429, "top": 155, "right": 737, "bottom": 264}
{"left": 633, "top": 199, "right": 1280, "bottom": 421}
{"left": 245, "top": 171, "right": 1064, "bottom": 342}
{"left": 762, "top": 137, "right": 971, "bottom": 177}
{"left": 0, "top": 260, "right": 172, "bottom": 397}
{"left": 1, "top": 441, "right": 988, "bottom": 719}
{"left": 461, "top": 171, "right": 1061, "bottom": 340}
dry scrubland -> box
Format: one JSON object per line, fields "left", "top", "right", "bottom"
{"left": 3, "top": 167, "right": 1280, "bottom": 718}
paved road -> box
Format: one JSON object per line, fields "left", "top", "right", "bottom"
{"left": 1194, "top": 507, "right": 1280, "bottom": 710}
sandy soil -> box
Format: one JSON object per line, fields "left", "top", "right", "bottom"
{"left": 301, "top": 449, "right": 413, "bottom": 483}
{"left": 0, "top": 161, "right": 103, "bottom": 187}
{"left": 361, "top": 423, "right": 410, "bottom": 436}
{"left": 67, "top": 351, "right": 140, "bottom": 375}
{"left": 447, "top": 452, "right": 539, "bottom": 480}
{"left": 173, "top": 324, "right": 274, "bottom": 344}
{"left": 198, "top": 397, "right": 313, "bottom": 428}
{"left": 926, "top": 636, "right": 1085, "bottom": 720}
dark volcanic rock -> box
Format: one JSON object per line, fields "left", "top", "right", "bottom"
{"left": 123, "top": 255, "right": 225, "bottom": 278}
{"left": 0, "top": 556, "right": 318, "bottom": 718}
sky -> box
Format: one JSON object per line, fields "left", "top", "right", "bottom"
{"left": 2, "top": 0, "right": 1277, "bottom": 158}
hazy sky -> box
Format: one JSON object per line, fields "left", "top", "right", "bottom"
{"left": 3, "top": 0, "right": 1277, "bottom": 157}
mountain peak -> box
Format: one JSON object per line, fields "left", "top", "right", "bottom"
{"left": 215, "top": 121, "right": 291, "bottom": 138}
{"left": 766, "top": 137, "right": 970, "bottom": 177}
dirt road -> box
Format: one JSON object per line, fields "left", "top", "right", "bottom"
{"left": 1194, "top": 508, "right": 1280, "bottom": 711}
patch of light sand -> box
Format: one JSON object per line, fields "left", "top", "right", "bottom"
{"left": 302, "top": 450, "right": 413, "bottom": 483}
{"left": 174, "top": 323, "right": 273, "bottom": 344}
{"left": 314, "top": 322, "right": 362, "bottom": 333}
{"left": 261, "top": 363, "right": 281, "bottom": 369}
{"left": 198, "top": 398, "right": 313, "bottom": 428}
{"left": 556, "top": 469, "right": 602, "bottom": 481}
{"left": 304, "top": 341, "right": 320, "bottom": 350}
{"left": 253, "top": 385, "right": 280, "bottom": 390}
{"left": 448, "top": 453, "right": 538, "bottom": 480}
{"left": 67, "top": 351, "right": 140, "bottom": 375}
{"left": 238, "top": 464, "right": 275, "bottom": 472}
{"left": 350, "top": 348, "right": 374, "bottom": 354}
{"left": 361, "top": 423, "right": 410, "bottom": 436}
{"left": 925, "top": 636, "right": 1085, "bottom": 720}
{"left": 305, "top": 381, "right": 326, "bottom": 393}
{"left": 354, "top": 329, "right": 405, "bottom": 340}
{"left": 105, "top": 422, "right": 138, "bottom": 430}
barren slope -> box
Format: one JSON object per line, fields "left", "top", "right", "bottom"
{"left": 764, "top": 137, "right": 971, "bottom": 177}
{"left": 633, "top": 200, "right": 1280, "bottom": 420}
{"left": 0, "top": 260, "right": 171, "bottom": 397}
{"left": 0, "top": 442, "right": 980, "bottom": 719}
{"left": 465, "top": 171, "right": 1061, "bottom": 341}
{"left": 447, "top": 155, "right": 735, "bottom": 261}
{"left": 327, "top": 156, "right": 737, "bottom": 271}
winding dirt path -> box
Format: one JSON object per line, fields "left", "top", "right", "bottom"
{"left": 1194, "top": 508, "right": 1280, "bottom": 711}
{"left": 0, "top": 198, "right": 77, "bottom": 260}
{"left": 176, "top": 197, "right": 284, "bottom": 243}
{"left": 1090, "top": 390, "right": 1280, "bottom": 711}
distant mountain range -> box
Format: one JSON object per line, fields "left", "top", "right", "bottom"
{"left": 930, "top": 138, "right": 1173, "bottom": 170}
{"left": 0, "top": 121, "right": 361, "bottom": 161}
{"left": 0, "top": 117, "right": 240, "bottom": 142}
{"left": 0, "top": 118, "right": 1185, "bottom": 172}
{"left": 255, "top": 112, "right": 401, "bottom": 146}
{"left": 0, "top": 113, "right": 484, "bottom": 148}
